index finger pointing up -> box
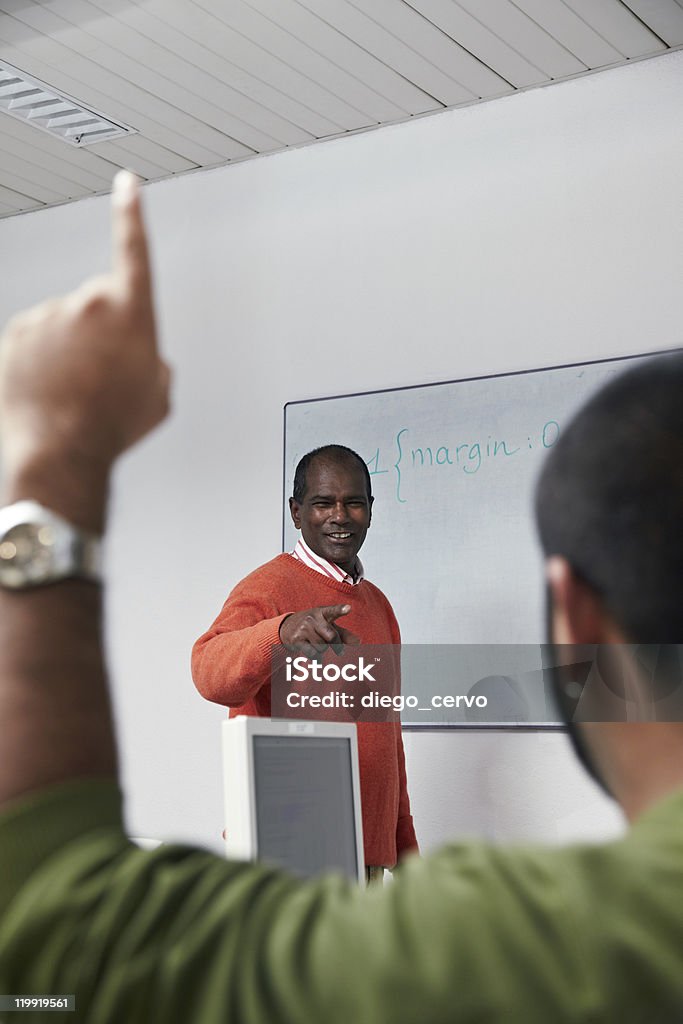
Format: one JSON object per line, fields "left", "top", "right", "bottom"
{"left": 111, "top": 170, "right": 152, "bottom": 299}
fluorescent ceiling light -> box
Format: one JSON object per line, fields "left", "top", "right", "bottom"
{"left": 0, "top": 60, "right": 135, "bottom": 146}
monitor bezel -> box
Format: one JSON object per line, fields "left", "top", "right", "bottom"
{"left": 222, "top": 716, "right": 366, "bottom": 884}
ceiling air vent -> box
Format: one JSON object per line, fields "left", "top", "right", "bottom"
{"left": 0, "top": 60, "right": 135, "bottom": 146}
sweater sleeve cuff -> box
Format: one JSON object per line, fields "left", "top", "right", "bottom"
{"left": 0, "top": 778, "right": 124, "bottom": 914}
{"left": 256, "top": 614, "right": 291, "bottom": 662}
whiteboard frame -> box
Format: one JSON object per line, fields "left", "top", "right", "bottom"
{"left": 282, "top": 348, "right": 681, "bottom": 731}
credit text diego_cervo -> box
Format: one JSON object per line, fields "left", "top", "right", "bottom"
{"left": 286, "top": 692, "right": 489, "bottom": 711}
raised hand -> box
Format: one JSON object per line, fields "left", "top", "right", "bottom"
{"left": 0, "top": 171, "right": 170, "bottom": 528}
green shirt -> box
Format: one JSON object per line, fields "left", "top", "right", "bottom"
{"left": 1, "top": 779, "right": 683, "bottom": 1023}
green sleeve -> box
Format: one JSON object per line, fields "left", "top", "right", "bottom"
{"left": 1, "top": 782, "right": 683, "bottom": 1023}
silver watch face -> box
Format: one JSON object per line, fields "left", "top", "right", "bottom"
{"left": 0, "top": 501, "right": 102, "bottom": 589}
{"left": 0, "top": 522, "right": 59, "bottom": 587}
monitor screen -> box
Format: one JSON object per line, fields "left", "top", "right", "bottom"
{"left": 253, "top": 735, "right": 359, "bottom": 880}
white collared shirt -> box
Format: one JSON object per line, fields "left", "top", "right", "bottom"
{"left": 290, "top": 536, "right": 364, "bottom": 586}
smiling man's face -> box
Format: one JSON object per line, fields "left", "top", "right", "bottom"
{"left": 289, "top": 456, "right": 373, "bottom": 576}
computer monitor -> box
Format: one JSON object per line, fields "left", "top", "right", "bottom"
{"left": 222, "top": 717, "right": 365, "bottom": 883}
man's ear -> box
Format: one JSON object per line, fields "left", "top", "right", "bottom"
{"left": 546, "top": 557, "right": 608, "bottom": 645}
{"left": 368, "top": 495, "right": 374, "bottom": 527}
{"left": 289, "top": 497, "right": 301, "bottom": 530}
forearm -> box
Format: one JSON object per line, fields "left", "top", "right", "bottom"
{"left": 0, "top": 458, "right": 117, "bottom": 807}
{"left": 191, "top": 613, "right": 288, "bottom": 706}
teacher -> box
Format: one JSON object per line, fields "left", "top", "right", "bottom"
{"left": 192, "top": 444, "right": 418, "bottom": 875}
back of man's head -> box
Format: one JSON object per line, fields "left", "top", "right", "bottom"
{"left": 535, "top": 352, "right": 683, "bottom": 643}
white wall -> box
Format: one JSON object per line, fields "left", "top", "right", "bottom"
{"left": 1, "top": 50, "right": 681, "bottom": 853}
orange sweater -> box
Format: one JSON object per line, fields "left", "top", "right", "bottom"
{"left": 192, "top": 554, "right": 418, "bottom": 867}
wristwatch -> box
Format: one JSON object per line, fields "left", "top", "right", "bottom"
{"left": 0, "top": 500, "right": 102, "bottom": 589}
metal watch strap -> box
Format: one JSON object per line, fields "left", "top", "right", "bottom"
{"left": 71, "top": 529, "right": 103, "bottom": 582}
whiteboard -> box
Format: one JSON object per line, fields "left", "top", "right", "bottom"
{"left": 282, "top": 353, "right": 659, "bottom": 727}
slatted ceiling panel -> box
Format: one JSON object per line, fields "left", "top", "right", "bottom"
{"left": 0, "top": 165, "right": 65, "bottom": 204}
{"left": 0, "top": 183, "right": 42, "bottom": 212}
{"left": 0, "top": 119, "right": 115, "bottom": 190}
{"left": 0, "top": 26, "right": 225, "bottom": 168}
{"left": 0, "top": 109, "right": 121, "bottom": 182}
{"left": 563, "top": 0, "right": 667, "bottom": 57}
{"left": 240, "top": 0, "right": 441, "bottom": 117}
{"left": 4, "top": 5, "right": 290, "bottom": 153}
{"left": 0, "top": 76, "right": 223, "bottom": 179}
{"left": 0, "top": 20, "right": 247, "bottom": 165}
{"left": 623, "top": 0, "right": 683, "bottom": 44}
{"left": 188, "top": 0, "right": 410, "bottom": 125}
{"left": 0, "top": 1, "right": 680, "bottom": 221}
{"left": 87, "top": 0, "right": 346, "bottom": 141}
{"left": 89, "top": 142, "right": 168, "bottom": 181}
{"left": 346, "top": 0, "right": 513, "bottom": 99}
{"left": 51, "top": 0, "right": 318, "bottom": 149}
{"left": 1, "top": 144, "right": 92, "bottom": 198}
{"left": 510, "top": 0, "right": 624, "bottom": 67}
{"left": 455, "top": 0, "right": 588, "bottom": 78}
{"left": 0, "top": 6, "right": 242, "bottom": 165}
{"left": 1, "top": 0, "right": 99, "bottom": 55}
{"left": 189, "top": 0, "right": 413, "bottom": 125}
{"left": 291, "top": 0, "right": 466, "bottom": 106}
{"left": 280, "top": 0, "right": 472, "bottom": 103}
{"left": 158, "top": 0, "right": 384, "bottom": 134}
{"left": 82, "top": 45, "right": 290, "bottom": 152}
{"left": 90, "top": 133, "right": 197, "bottom": 176}
{"left": 403, "top": 0, "right": 548, "bottom": 88}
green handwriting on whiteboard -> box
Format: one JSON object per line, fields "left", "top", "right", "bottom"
{"left": 366, "top": 421, "right": 560, "bottom": 503}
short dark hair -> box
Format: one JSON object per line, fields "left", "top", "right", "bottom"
{"left": 535, "top": 352, "right": 683, "bottom": 642}
{"left": 292, "top": 445, "right": 372, "bottom": 505}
